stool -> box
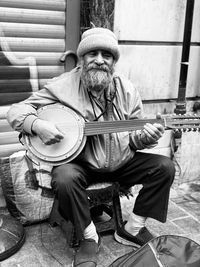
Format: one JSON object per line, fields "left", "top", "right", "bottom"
{"left": 49, "top": 182, "right": 123, "bottom": 247}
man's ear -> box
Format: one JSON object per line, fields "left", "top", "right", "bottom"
{"left": 79, "top": 57, "right": 84, "bottom": 66}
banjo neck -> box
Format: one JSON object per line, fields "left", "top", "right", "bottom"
{"left": 84, "top": 118, "right": 163, "bottom": 136}
{"left": 84, "top": 115, "right": 200, "bottom": 136}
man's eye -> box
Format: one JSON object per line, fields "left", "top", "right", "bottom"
{"left": 88, "top": 51, "right": 96, "bottom": 56}
{"left": 103, "top": 53, "right": 112, "bottom": 58}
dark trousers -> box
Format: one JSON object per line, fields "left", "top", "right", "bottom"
{"left": 51, "top": 152, "right": 175, "bottom": 241}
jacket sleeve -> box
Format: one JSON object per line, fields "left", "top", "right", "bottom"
{"left": 6, "top": 88, "right": 57, "bottom": 134}
{"left": 130, "top": 130, "right": 158, "bottom": 150}
{"left": 127, "top": 82, "right": 158, "bottom": 150}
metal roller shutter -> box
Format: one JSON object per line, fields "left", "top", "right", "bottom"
{"left": 0, "top": 0, "right": 66, "bottom": 106}
{"left": 0, "top": 0, "right": 67, "bottom": 156}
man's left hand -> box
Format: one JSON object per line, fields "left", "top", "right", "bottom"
{"left": 141, "top": 123, "right": 164, "bottom": 145}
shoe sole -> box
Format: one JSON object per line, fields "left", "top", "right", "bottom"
{"left": 114, "top": 232, "right": 141, "bottom": 248}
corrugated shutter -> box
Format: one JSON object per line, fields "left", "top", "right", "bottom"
{"left": 0, "top": 0, "right": 66, "bottom": 105}
{"left": 0, "top": 0, "right": 66, "bottom": 156}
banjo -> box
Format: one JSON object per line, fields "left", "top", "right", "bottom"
{"left": 23, "top": 104, "right": 200, "bottom": 165}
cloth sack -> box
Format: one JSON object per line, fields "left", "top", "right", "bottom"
{"left": 0, "top": 151, "right": 54, "bottom": 225}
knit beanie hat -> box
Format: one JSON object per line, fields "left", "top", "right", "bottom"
{"left": 77, "top": 27, "right": 120, "bottom": 61}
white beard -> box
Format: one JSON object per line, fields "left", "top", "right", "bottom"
{"left": 81, "top": 64, "right": 114, "bottom": 93}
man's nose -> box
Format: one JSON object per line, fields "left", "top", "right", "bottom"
{"left": 94, "top": 53, "right": 104, "bottom": 65}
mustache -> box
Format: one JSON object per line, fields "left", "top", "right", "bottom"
{"left": 86, "top": 64, "right": 110, "bottom": 72}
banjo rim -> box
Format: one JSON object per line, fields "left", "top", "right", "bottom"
{"left": 23, "top": 104, "right": 87, "bottom": 166}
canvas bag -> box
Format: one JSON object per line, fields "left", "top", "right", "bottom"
{"left": 0, "top": 151, "right": 54, "bottom": 225}
{"left": 109, "top": 235, "right": 200, "bottom": 267}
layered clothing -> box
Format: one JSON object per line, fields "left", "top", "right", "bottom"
{"left": 7, "top": 67, "right": 156, "bottom": 172}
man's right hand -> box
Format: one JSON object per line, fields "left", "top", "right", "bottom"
{"left": 32, "top": 119, "right": 64, "bottom": 145}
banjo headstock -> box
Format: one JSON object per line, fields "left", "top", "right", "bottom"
{"left": 164, "top": 114, "right": 200, "bottom": 131}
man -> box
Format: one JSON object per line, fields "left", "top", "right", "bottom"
{"left": 7, "top": 28, "right": 175, "bottom": 267}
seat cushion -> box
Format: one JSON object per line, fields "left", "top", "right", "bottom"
{"left": 87, "top": 182, "right": 113, "bottom": 190}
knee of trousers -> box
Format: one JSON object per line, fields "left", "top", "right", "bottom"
{"left": 157, "top": 156, "right": 176, "bottom": 184}
{"left": 51, "top": 163, "right": 86, "bottom": 193}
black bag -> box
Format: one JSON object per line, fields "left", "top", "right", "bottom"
{"left": 109, "top": 235, "right": 200, "bottom": 267}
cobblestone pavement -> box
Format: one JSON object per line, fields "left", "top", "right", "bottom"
{"left": 1, "top": 183, "right": 200, "bottom": 267}
{"left": 122, "top": 183, "right": 200, "bottom": 244}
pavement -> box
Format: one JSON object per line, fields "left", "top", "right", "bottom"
{"left": 1, "top": 182, "right": 200, "bottom": 267}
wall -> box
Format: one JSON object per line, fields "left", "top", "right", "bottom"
{"left": 114, "top": 0, "right": 200, "bottom": 116}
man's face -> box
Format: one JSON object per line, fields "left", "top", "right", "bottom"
{"left": 80, "top": 50, "right": 115, "bottom": 93}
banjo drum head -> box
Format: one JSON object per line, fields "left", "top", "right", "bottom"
{"left": 25, "top": 105, "right": 86, "bottom": 165}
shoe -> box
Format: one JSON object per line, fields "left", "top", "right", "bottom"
{"left": 114, "top": 221, "right": 154, "bottom": 247}
{"left": 72, "top": 235, "right": 101, "bottom": 267}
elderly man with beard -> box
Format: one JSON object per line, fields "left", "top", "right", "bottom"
{"left": 7, "top": 28, "right": 175, "bottom": 267}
